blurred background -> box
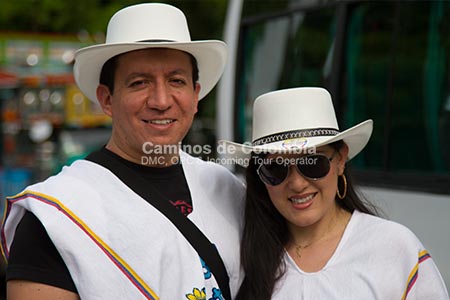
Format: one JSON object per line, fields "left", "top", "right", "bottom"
{"left": 1, "top": 0, "right": 450, "bottom": 298}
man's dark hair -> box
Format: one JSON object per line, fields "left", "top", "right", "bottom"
{"left": 99, "top": 50, "right": 199, "bottom": 93}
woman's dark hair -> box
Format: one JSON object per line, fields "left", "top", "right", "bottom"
{"left": 99, "top": 50, "right": 199, "bottom": 93}
{"left": 235, "top": 140, "right": 378, "bottom": 300}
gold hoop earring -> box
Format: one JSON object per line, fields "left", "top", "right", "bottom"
{"left": 337, "top": 174, "right": 347, "bottom": 200}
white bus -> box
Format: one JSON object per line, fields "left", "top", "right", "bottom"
{"left": 217, "top": 0, "right": 450, "bottom": 290}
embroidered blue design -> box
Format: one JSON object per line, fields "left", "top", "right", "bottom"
{"left": 209, "top": 287, "right": 224, "bottom": 300}
{"left": 200, "top": 257, "right": 212, "bottom": 279}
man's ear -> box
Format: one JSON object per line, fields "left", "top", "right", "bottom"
{"left": 96, "top": 85, "right": 113, "bottom": 117}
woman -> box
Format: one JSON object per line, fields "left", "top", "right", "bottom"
{"left": 219, "top": 87, "right": 449, "bottom": 299}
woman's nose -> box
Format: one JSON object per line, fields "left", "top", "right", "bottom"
{"left": 286, "top": 164, "right": 309, "bottom": 189}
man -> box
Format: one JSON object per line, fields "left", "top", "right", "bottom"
{"left": 1, "top": 3, "right": 244, "bottom": 300}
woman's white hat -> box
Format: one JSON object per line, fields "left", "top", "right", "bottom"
{"left": 218, "top": 87, "right": 373, "bottom": 166}
{"left": 73, "top": 3, "right": 227, "bottom": 102}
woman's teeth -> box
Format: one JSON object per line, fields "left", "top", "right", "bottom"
{"left": 290, "top": 194, "right": 314, "bottom": 204}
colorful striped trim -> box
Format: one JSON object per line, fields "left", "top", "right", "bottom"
{"left": 401, "top": 250, "right": 431, "bottom": 300}
{"left": 0, "top": 192, "right": 11, "bottom": 261}
{"left": 1, "top": 191, "right": 159, "bottom": 300}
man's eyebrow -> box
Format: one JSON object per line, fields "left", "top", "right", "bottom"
{"left": 125, "top": 72, "right": 150, "bottom": 79}
{"left": 125, "top": 69, "right": 189, "bottom": 79}
{"left": 167, "top": 68, "right": 190, "bottom": 76}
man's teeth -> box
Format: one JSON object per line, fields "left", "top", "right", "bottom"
{"left": 290, "top": 194, "right": 314, "bottom": 204}
{"left": 149, "top": 119, "right": 173, "bottom": 125}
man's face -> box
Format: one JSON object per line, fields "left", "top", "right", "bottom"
{"left": 97, "top": 48, "right": 200, "bottom": 163}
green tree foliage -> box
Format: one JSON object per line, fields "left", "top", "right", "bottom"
{"left": 0, "top": 0, "right": 227, "bottom": 41}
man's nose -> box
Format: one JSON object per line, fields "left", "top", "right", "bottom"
{"left": 146, "top": 81, "right": 172, "bottom": 111}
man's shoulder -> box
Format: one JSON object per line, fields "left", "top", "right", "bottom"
{"left": 181, "top": 152, "right": 245, "bottom": 190}
{"left": 181, "top": 152, "right": 237, "bottom": 175}
{"left": 24, "top": 159, "right": 105, "bottom": 193}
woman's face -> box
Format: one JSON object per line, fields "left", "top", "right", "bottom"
{"left": 263, "top": 144, "right": 348, "bottom": 230}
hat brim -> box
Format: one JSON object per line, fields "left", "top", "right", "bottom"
{"left": 218, "top": 119, "right": 373, "bottom": 167}
{"left": 73, "top": 40, "right": 227, "bottom": 102}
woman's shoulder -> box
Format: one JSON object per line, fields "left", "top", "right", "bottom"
{"left": 351, "top": 210, "right": 423, "bottom": 247}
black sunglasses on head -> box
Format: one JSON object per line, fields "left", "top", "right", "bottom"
{"left": 256, "top": 152, "right": 337, "bottom": 186}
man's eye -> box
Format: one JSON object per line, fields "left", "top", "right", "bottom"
{"left": 171, "top": 78, "right": 187, "bottom": 85}
{"left": 129, "top": 80, "right": 148, "bottom": 88}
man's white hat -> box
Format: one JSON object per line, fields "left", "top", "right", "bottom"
{"left": 73, "top": 3, "right": 227, "bottom": 102}
{"left": 218, "top": 87, "right": 373, "bottom": 166}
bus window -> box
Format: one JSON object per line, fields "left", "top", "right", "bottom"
{"left": 345, "top": 1, "right": 450, "bottom": 174}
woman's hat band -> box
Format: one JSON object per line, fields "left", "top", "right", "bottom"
{"left": 252, "top": 128, "right": 340, "bottom": 146}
